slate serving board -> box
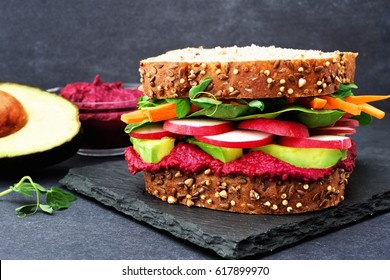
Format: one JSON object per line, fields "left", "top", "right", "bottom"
{"left": 60, "top": 151, "right": 390, "bottom": 259}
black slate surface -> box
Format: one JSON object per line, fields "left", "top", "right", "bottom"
{"left": 60, "top": 151, "right": 390, "bottom": 259}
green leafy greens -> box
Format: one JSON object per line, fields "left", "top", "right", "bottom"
{"left": 0, "top": 176, "right": 76, "bottom": 217}
{"left": 124, "top": 79, "right": 370, "bottom": 131}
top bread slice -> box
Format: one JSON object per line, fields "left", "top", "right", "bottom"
{"left": 139, "top": 45, "right": 358, "bottom": 99}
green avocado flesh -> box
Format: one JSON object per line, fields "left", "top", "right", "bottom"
{"left": 188, "top": 138, "right": 243, "bottom": 162}
{"left": 0, "top": 83, "right": 81, "bottom": 172}
{"left": 253, "top": 144, "right": 342, "bottom": 168}
{"left": 131, "top": 137, "right": 175, "bottom": 163}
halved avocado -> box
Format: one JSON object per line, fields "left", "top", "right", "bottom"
{"left": 0, "top": 83, "right": 81, "bottom": 174}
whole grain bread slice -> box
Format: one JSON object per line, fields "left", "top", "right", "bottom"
{"left": 139, "top": 45, "right": 358, "bottom": 99}
{"left": 143, "top": 167, "right": 351, "bottom": 214}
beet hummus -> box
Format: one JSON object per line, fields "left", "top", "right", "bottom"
{"left": 60, "top": 74, "right": 141, "bottom": 103}
{"left": 60, "top": 75, "right": 142, "bottom": 122}
{"left": 125, "top": 141, "right": 356, "bottom": 182}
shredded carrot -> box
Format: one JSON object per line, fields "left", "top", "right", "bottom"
{"left": 323, "top": 103, "right": 337, "bottom": 110}
{"left": 344, "top": 95, "right": 390, "bottom": 105}
{"left": 121, "top": 110, "right": 148, "bottom": 124}
{"left": 308, "top": 97, "right": 327, "bottom": 110}
{"left": 320, "top": 96, "right": 362, "bottom": 115}
{"left": 361, "top": 103, "right": 386, "bottom": 119}
{"left": 141, "top": 102, "right": 177, "bottom": 122}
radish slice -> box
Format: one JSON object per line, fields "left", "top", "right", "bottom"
{"left": 195, "top": 129, "right": 274, "bottom": 148}
{"left": 310, "top": 126, "right": 356, "bottom": 136}
{"left": 333, "top": 118, "right": 360, "bottom": 127}
{"left": 279, "top": 135, "right": 352, "bottom": 149}
{"left": 129, "top": 123, "right": 179, "bottom": 139}
{"left": 163, "top": 118, "right": 234, "bottom": 136}
{"left": 238, "top": 118, "right": 309, "bottom": 138}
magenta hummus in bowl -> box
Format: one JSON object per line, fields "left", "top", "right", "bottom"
{"left": 59, "top": 75, "right": 142, "bottom": 156}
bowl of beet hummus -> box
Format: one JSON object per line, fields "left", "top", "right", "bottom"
{"left": 55, "top": 75, "right": 142, "bottom": 156}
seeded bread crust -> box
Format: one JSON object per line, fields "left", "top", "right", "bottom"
{"left": 143, "top": 167, "right": 351, "bottom": 214}
{"left": 139, "top": 46, "right": 357, "bottom": 100}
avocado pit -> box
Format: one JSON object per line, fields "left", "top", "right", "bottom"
{"left": 0, "top": 90, "right": 28, "bottom": 137}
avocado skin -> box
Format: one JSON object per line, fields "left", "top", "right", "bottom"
{"left": 0, "top": 133, "right": 81, "bottom": 176}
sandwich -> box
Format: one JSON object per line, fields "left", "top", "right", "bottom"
{"left": 121, "top": 45, "right": 388, "bottom": 214}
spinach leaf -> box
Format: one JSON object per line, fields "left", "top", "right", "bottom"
{"left": 226, "top": 105, "right": 345, "bottom": 128}
{"left": 297, "top": 109, "right": 345, "bottom": 128}
{"left": 124, "top": 119, "right": 150, "bottom": 133}
{"left": 248, "top": 100, "right": 265, "bottom": 110}
{"left": 191, "top": 97, "right": 222, "bottom": 109}
{"left": 352, "top": 112, "right": 373, "bottom": 126}
{"left": 166, "top": 98, "right": 191, "bottom": 118}
{"left": 189, "top": 77, "right": 212, "bottom": 99}
{"left": 332, "top": 83, "right": 358, "bottom": 99}
{"left": 137, "top": 96, "right": 164, "bottom": 109}
{"left": 189, "top": 103, "right": 255, "bottom": 119}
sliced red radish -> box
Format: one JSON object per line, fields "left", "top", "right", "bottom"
{"left": 333, "top": 118, "right": 359, "bottom": 127}
{"left": 129, "top": 123, "right": 179, "bottom": 139}
{"left": 279, "top": 135, "right": 352, "bottom": 150}
{"left": 310, "top": 126, "right": 356, "bottom": 136}
{"left": 238, "top": 118, "right": 309, "bottom": 138}
{"left": 163, "top": 118, "right": 234, "bottom": 136}
{"left": 194, "top": 129, "right": 274, "bottom": 148}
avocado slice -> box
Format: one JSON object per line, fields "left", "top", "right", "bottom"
{"left": 131, "top": 137, "right": 175, "bottom": 163}
{"left": 188, "top": 138, "right": 243, "bottom": 162}
{"left": 253, "top": 144, "right": 342, "bottom": 168}
{"left": 0, "top": 83, "right": 81, "bottom": 174}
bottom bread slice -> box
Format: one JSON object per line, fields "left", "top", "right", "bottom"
{"left": 143, "top": 167, "right": 352, "bottom": 214}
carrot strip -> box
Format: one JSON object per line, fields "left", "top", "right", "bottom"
{"left": 361, "top": 103, "right": 385, "bottom": 119}
{"left": 309, "top": 97, "right": 327, "bottom": 110}
{"left": 121, "top": 110, "right": 148, "bottom": 124}
{"left": 324, "top": 103, "right": 336, "bottom": 110}
{"left": 141, "top": 102, "right": 177, "bottom": 122}
{"left": 344, "top": 95, "right": 390, "bottom": 105}
{"left": 320, "top": 96, "right": 362, "bottom": 115}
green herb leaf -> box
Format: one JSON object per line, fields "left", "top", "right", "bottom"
{"left": 137, "top": 96, "right": 164, "bottom": 109}
{"left": 332, "top": 83, "right": 358, "bottom": 99}
{"left": 297, "top": 109, "right": 345, "bottom": 128}
{"left": 189, "top": 77, "right": 212, "bottom": 99}
{"left": 10, "top": 182, "right": 46, "bottom": 197}
{"left": 352, "top": 111, "right": 373, "bottom": 126}
{"left": 248, "top": 100, "right": 265, "bottom": 110}
{"left": 191, "top": 97, "right": 222, "bottom": 109}
{"left": 124, "top": 119, "right": 150, "bottom": 133}
{"left": 228, "top": 105, "right": 345, "bottom": 128}
{"left": 46, "top": 187, "right": 77, "bottom": 211}
{"left": 1, "top": 176, "right": 76, "bottom": 217}
{"left": 15, "top": 204, "right": 38, "bottom": 217}
{"left": 39, "top": 204, "right": 54, "bottom": 214}
{"left": 166, "top": 98, "right": 192, "bottom": 118}
{"left": 189, "top": 103, "right": 256, "bottom": 119}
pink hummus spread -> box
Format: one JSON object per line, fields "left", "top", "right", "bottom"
{"left": 125, "top": 141, "right": 356, "bottom": 182}
{"left": 60, "top": 75, "right": 142, "bottom": 121}
{"left": 60, "top": 74, "right": 141, "bottom": 103}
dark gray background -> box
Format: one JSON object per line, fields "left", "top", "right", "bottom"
{"left": 0, "top": 0, "right": 389, "bottom": 94}
{"left": 1, "top": 0, "right": 390, "bottom": 261}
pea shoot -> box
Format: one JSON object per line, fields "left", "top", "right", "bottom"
{"left": 0, "top": 176, "right": 76, "bottom": 217}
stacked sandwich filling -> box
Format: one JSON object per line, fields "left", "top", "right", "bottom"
{"left": 121, "top": 45, "right": 388, "bottom": 214}
{"left": 125, "top": 141, "right": 356, "bottom": 182}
